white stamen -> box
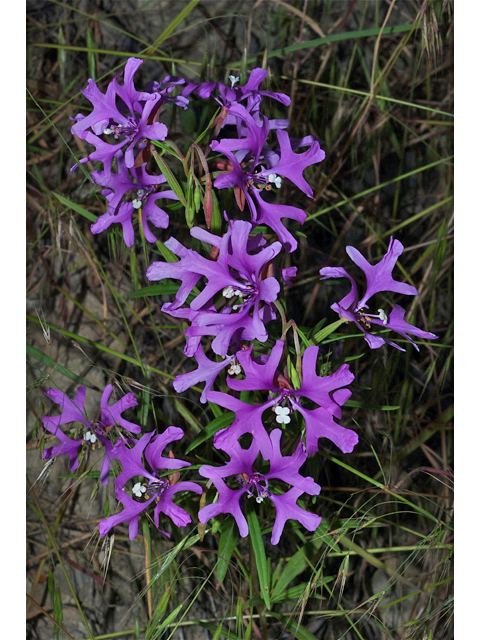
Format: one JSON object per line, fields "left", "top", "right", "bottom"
{"left": 275, "top": 406, "right": 291, "bottom": 424}
{"left": 103, "top": 128, "right": 113, "bottom": 135}
{"left": 268, "top": 173, "right": 282, "bottom": 188}
{"left": 132, "top": 199, "right": 142, "bottom": 209}
{"left": 132, "top": 482, "right": 146, "bottom": 497}
{"left": 84, "top": 431, "right": 97, "bottom": 444}
{"left": 229, "top": 75, "right": 240, "bottom": 87}
{"left": 223, "top": 286, "right": 235, "bottom": 299}
{"left": 378, "top": 309, "right": 389, "bottom": 325}
{"left": 228, "top": 363, "right": 241, "bottom": 376}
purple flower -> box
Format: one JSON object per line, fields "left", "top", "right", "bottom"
{"left": 198, "top": 429, "right": 321, "bottom": 544}
{"left": 212, "top": 107, "right": 324, "bottom": 200}
{"left": 71, "top": 58, "right": 182, "bottom": 169}
{"left": 281, "top": 266, "right": 297, "bottom": 287}
{"left": 42, "top": 384, "right": 141, "bottom": 485}
{"left": 183, "top": 68, "right": 290, "bottom": 132}
{"left": 173, "top": 344, "right": 239, "bottom": 403}
{"left": 210, "top": 104, "right": 324, "bottom": 251}
{"left": 146, "top": 220, "right": 282, "bottom": 356}
{"left": 249, "top": 190, "right": 306, "bottom": 253}
{"left": 319, "top": 238, "right": 438, "bottom": 350}
{"left": 98, "top": 428, "right": 202, "bottom": 540}
{"left": 89, "top": 150, "right": 178, "bottom": 246}
{"left": 71, "top": 58, "right": 150, "bottom": 136}
{"left": 208, "top": 340, "right": 357, "bottom": 457}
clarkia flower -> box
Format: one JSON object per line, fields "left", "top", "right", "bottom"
{"left": 98, "top": 428, "right": 202, "bottom": 540}
{"left": 319, "top": 238, "right": 438, "bottom": 350}
{"left": 210, "top": 104, "right": 324, "bottom": 251}
{"left": 42, "top": 384, "right": 141, "bottom": 484}
{"left": 198, "top": 429, "right": 321, "bottom": 544}
{"left": 71, "top": 58, "right": 186, "bottom": 170}
{"left": 212, "top": 105, "right": 325, "bottom": 199}
{"left": 208, "top": 340, "right": 358, "bottom": 457}
{"left": 89, "top": 149, "right": 178, "bottom": 246}
{"left": 146, "top": 220, "right": 281, "bottom": 356}
{"left": 182, "top": 67, "right": 291, "bottom": 133}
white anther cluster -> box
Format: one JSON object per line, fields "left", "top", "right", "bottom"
{"left": 229, "top": 75, "right": 240, "bottom": 87}
{"left": 132, "top": 482, "right": 147, "bottom": 498}
{"left": 378, "top": 309, "right": 389, "bottom": 325}
{"left": 223, "top": 286, "right": 243, "bottom": 299}
{"left": 132, "top": 199, "right": 142, "bottom": 209}
{"left": 84, "top": 430, "right": 97, "bottom": 444}
{"left": 274, "top": 405, "right": 291, "bottom": 424}
{"left": 228, "top": 362, "right": 242, "bottom": 376}
{"left": 268, "top": 173, "right": 282, "bottom": 188}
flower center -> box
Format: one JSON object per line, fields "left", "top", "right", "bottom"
{"left": 246, "top": 473, "right": 270, "bottom": 503}
{"left": 222, "top": 283, "right": 257, "bottom": 311}
{"left": 227, "top": 358, "right": 242, "bottom": 376}
{"left": 132, "top": 476, "right": 169, "bottom": 501}
{"left": 132, "top": 185, "right": 156, "bottom": 209}
{"left": 356, "top": 308, "right": 389, "bottom": 327}
{"left": 247, "top": 171, "right": 282, "bottom": 192}
{"left": 104, "top": 118, "right": 139, "bottom": 139}
{"left": 269, "top": 376, "right": 298, "bottom": 424}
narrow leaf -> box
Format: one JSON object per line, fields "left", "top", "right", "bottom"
{"left": 53, "top": 192, "right": 98, "bottom": 222}
{"left": 27, "top": 344, "right": 95, "bottom": 388}
{"left": 313, "top": 318, "right": 348, "bottom": 343}
{"left": 185, "top": 412, "right": 235, "bottom": 454}
{"left": 247, "top": 509, "right": 271, "bottom": 609}
{"left": 216, "top": 517, "right": 238, "bottom": 585}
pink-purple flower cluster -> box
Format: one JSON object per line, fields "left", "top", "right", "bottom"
{"left": 42, "top": 384, "right": 202, "bottom": 540}
{"left": 70, "top": 58, "right": 185, "bottom": 246}
{"left": 52, "top": 57, "right": 439, "bottom": 545}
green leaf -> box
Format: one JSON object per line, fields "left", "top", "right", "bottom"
{"left": 152, "top": 151, "right": 187, "bottom": 207}
{"left": 271, "top": 521, "right": 336, "bottom": 601}
{"left": 196, "top": 621, "right": 244, "bottom": 640}
{"left": 155, "top": 238, "right": 180, "bottom": 262}
{"left": 53, "top": 587, "right": 64, "bottom": 640}
{"left": 208, "top": 400, "right": 223, "bottom": 419}
{"left": 185, "top": 412, "right": 235, "bottom": 454}
{"left": 53, "top": 192, "right": 98, "bottom": 222}
{"left": 128, "top": 284, "right": 180, "bottom": 298}
{"left": 246, "top": 509, "right": 271, "bottom": 609}
{"left": 344, "top": 400, "right": 400, "bottom": 411}
{"left": 27, "top": 344, "right": 96, "bottom": 388}
{"left": 180, "top": 103, "right": 197, "bottom": 136}
{"left": 295, "top": 325, "right": 314, "bottom": 348}
{"left": 158, "top": 603, "right": 183, "bottom": 632}
{"left": 216, "top": 517, "right": 238, "bottom": 584}
{"left": 145, "top": 0, "right": 201, "bottom": 52}
{"left": 313, "top": 318, "right": 347, "bottom": 343}
{"left": 307, "top": 318, "right": 326, "bottom": 340}
{"left": 269, "top": 611, "right": 318, "bottom": 640}
{"left": 234, "top": 24, "right": 421, "bottom": 67}
{"left": 86, "top": 27, "right": 96, "bottom": 80}
{"left": 195, "top": 106, "right": 221, "bottom": 146}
